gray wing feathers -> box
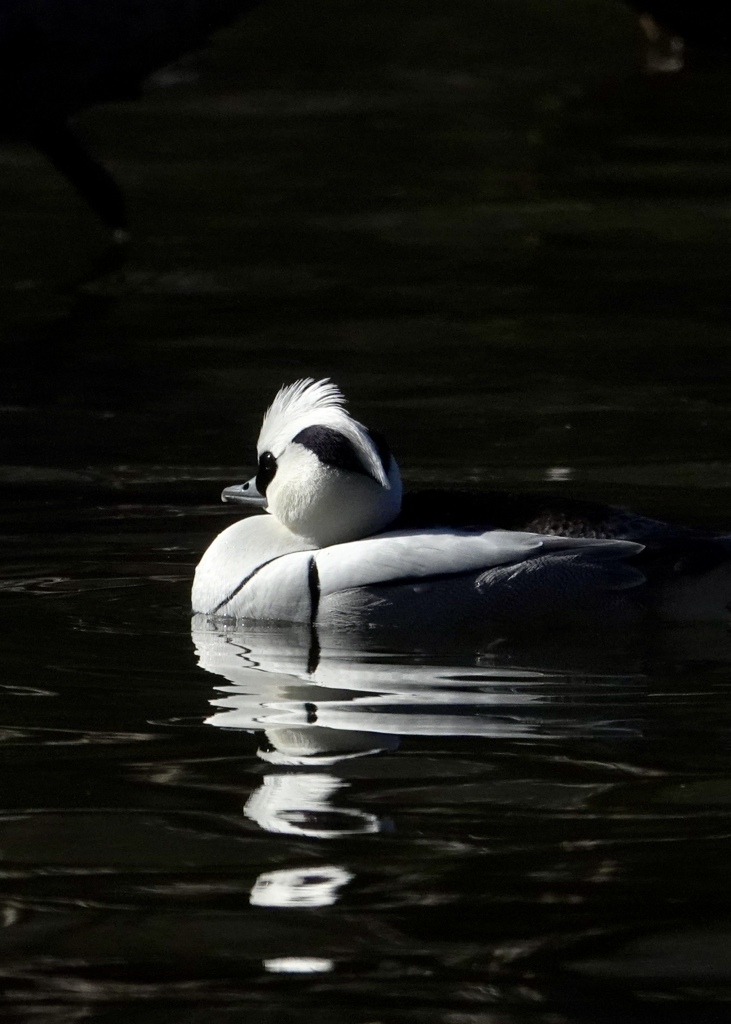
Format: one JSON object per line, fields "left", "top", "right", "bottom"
{"left": 315, "top": 529, "right": 545, "bottom": 594}
{"left": 316, "top": 530, "right": 643, "bottom": 595}
{"left": 475, "top": 548, "right": 646, "bottom": 620}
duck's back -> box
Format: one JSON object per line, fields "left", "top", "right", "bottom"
{"left": 396, "top": 489, "right": 731, "bottom": 618}
{"left": 193, "top": 514, "right": 645, "bottom": 627}
{"left": 397, "top": 489, "right": 679, "bottom": 539}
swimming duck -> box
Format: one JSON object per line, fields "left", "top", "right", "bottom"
{"left": 192, "top": 378, "right": 731, "bottom": 626}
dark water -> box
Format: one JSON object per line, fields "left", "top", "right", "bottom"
{"left": 2, "top": 1, "right": 731, "bottom": 1020}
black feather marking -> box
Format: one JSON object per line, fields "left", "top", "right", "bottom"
{"left": 307, "top": 556, "right": 321, "bottom": 622}
{"left": 211, "top": 552, "right": 290, "bottom": 615}
{"left": 293, "top": 424, "right": 383, "bottom": 484}
{"left": 306, "top": 556, "right": 321, "bottom": 673}
{"left": 307, "top": 629, "right": 321, "bottom": 675}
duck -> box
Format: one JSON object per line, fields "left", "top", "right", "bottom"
{"left": 192, "top": 378, "right": 731, "bottom": 628}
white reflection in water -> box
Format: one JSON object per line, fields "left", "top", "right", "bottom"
{"left": 245, "top": 772, "right": 380, "bottom": 838}
{"left": 193, "top": 618, "right": 636, "bottom": 744}
{"left": 192, "top": 618, "right": 643, "bottom": 837}
{"left": 258, "top": 725, "right": 397, "bottom": 767}
{"left": 251, "top": 865, "right": 353, "bottom": 908}
{"left": 545, "top": 465, "right": 574, "bottom": 482}
{"left": 264, "top": 957, "right": 335, "bottom": 974}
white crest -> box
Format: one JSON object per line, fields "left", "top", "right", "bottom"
{"left": 258, "top": 378, "right": 391, "bottom": 488}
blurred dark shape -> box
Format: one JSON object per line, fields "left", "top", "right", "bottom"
{"left": 636, "top": 11, "right": 684, "bottom": 73}
{"left": 626, "top": 4, "right": 731, "bottom": 46}
{"left": 625, "top": 3, "right": 731, "bottom": 70}
{"left": 0, "top": 0, "right": 263, "bottom": 235}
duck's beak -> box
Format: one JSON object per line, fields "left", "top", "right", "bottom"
{"left": 221, "top": 477, "right": 267, "bottom": 507}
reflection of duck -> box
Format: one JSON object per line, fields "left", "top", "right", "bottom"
{"left": 244, "top": 773, "right": 381, "bottom": 838}
{"left": 0, "top": 0, "right": 261, "bottom": 235}
{"left": 194, "top": 622, "right": 642, "bottom": 745}
{"left": 250, "top": 865, "right": 353, "bottom": 908}
{"left": 192, "top": 379, "right": 731, "bottom": 627}
{"left": 194, "top": 624, "right": 637, "bottom": 835}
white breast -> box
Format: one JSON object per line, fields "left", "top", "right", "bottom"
{"left": 191, "top": 515, "right": 316, "bottom": 619}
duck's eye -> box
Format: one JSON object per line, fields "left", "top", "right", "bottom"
{"left": 255, "top": 451, "right": 277, "bottom": 495}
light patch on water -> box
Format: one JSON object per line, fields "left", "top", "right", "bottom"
{"left": 251, "top": 865, "right": 353, "bottom": 909}
{"left": 264, "top": 957, "right": 335, "bottom": 974}
{"left": 545, "top": 465, "right": 574, "bottom": 482}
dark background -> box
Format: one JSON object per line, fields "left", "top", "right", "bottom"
{"left": 1, "top": 2, "right": 731, "bottom": 1021}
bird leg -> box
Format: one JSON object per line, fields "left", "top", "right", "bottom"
{"left": 28, "top": 121, "right": 129, "bottom": 239}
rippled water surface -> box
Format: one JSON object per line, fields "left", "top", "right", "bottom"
{"left": 2, "top": 1, "right": 731, "bottom": 1021}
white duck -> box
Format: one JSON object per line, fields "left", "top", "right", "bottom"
{"left": 192, "top": 379, "right": 731, "bottom": 627}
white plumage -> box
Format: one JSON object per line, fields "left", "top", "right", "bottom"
{"left": 258, "top": 378, "right": 392, "bottom": 491}
{"left": 192, "top": 378, "right": 658, "bottom": 628}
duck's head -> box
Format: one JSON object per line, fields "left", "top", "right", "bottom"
{"left": 221, "top": 378, "right": 403, "bottom": 547}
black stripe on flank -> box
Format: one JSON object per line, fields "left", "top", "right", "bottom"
{"left": 211, "top": 553, "right": 291, "bottom": 615}
{"left": 307, "top": 556, "right": 321, "bottom": 674}
{"left": 308, "top": 556, "right": 321, "bottom": 623}
{"left": 307, "top": 630, "right": 321, "bottom": 675}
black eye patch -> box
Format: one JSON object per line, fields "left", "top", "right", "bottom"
{"left": 256, "top": 451, "right": 278, "bottom": 495}
{"left": 293, "top": 424, "right": 387, "bottom": 483}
